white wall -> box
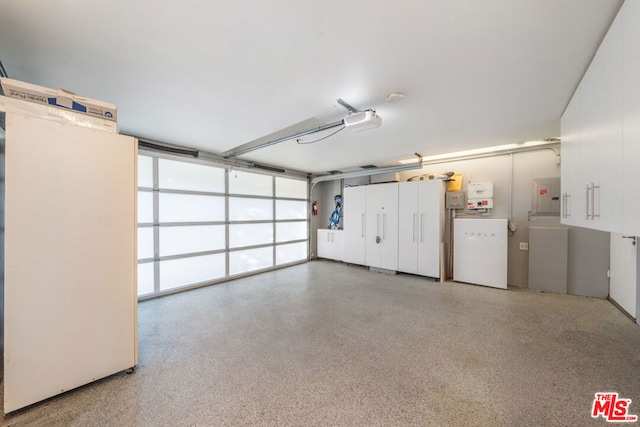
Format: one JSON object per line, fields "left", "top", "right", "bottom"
{"left": 312, "top": 145, "right": 610, "bottom": 296}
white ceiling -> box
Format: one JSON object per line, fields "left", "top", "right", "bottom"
{"left": 0, "top": 0, "right": 623, "bottom": 174}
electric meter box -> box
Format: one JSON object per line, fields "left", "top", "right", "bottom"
{"left": 446, "top": 191, "right": 465, "bottom": 209}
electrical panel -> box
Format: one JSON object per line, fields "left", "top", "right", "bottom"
{"left": 466, "top": 182, "right": 494, "bottom": 210}
{"left": 531, "top": 177, "right": 561, "bottom": 215}
{"left": 446, "top": 191, "right": 465, "bottom": 209}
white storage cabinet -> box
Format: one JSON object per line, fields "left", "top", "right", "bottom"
{"left": 398, "top": 180, "right": 445, "bottom": 279}
{"left": 317, "top": 229, "right": 343, "bottom": 261}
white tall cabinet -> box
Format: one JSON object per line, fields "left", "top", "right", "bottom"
{"left": 398, "top": 180, "right": 445, "bottom": 279}
{"left": 365, "top": 183, "right": 399, "bottom": 270}
{"left": 2, "top": 97, "right": 137, "bottom": 413}
{"left": 343, "top": 185, "right": 367, "bottom": 265}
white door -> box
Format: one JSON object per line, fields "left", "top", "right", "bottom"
{"left": 398, "top": 182, "right": 419, "bottom": 274}
{"left": 418, "top": 180, "right": 443, "bottom": 278}
{"left": 610, "top": 233, "right": 637, "bottom": 318}
{"left": 343, "top": 186, "right": 366, "bottom": 265}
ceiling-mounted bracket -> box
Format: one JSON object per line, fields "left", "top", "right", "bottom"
{"left": 337, "top": 98, "right": 361, "bottom": 114}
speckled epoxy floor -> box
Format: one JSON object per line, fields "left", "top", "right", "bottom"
{"left": 3, "top": 260, "right": 640, "bottom": 426}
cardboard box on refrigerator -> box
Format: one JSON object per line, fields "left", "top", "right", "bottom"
{"left": 1, "top": 77, "right": 117, "bottom": 122}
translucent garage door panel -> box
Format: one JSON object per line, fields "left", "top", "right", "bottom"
{"left": 138, "top": 227, "right": 154, "bottom": 260}
{"left": 276, "top": 177, "right": 307, "bottom": 199}
{"left": 138, "top": 155, "right": 153, "bottom": 188}
{"left": 138, "top": 191, "right": 154, "bottom": 223}
{"left": 229, "top": 247, "right": 273, "bottom": 275}
{"left": 159, "top": 253, "right": 226, "bottom": 291}
{"left": 159, "top": 193, "right": 225, "bottom": 223}
{"left": 276, "top": 221, "right": 307, "bottom": 242}
{"left": 159, "top": 159, "right": 225, "bottom": 193}
{"left": 229, "top": 197, "right": 273, "bottom": 221}
{"left": 138, "top": 262, "right": 155, "bottom": 296}
{"left": 160, "top": 225, "right": 225, "bottom": 257}
{"left": 276, "top": 200, "right": 307, "bottom": 220}
{"left": 276, "top": 242, "right": 307, "bottom": 265}
{"left": 229, "top": 170, "right": 272, "bottom": 196}
{"left": 229, "top": 223, "right": 273, "bottom": 248}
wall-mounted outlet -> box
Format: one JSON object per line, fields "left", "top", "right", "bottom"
{"left": 519, "top": 242, "right": 529, "bottom": 251}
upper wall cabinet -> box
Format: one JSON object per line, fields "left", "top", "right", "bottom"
{"left": 622, "top": 0, "right": 640, "bottom": 235}
{"left": 560, "top": 88, "right": 583, "bottom": 227}
{"left": 561, "top": 5, "right": 630, "bottom": 234}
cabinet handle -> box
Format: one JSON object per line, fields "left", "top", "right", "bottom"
{"left": 382, "top": 213, "right": 386, "bottom": 239}
{"left": 413, "top": 213, "right": 417, "bottom": 242}
{"left": 327, "top": 232, "right": 330, "bottom": 242}
{"left": 420, "top": 214, "right": 425, "bottom": 242}
{"left": 592, "top": 184, "right": 600, "bottom": 220}
{"left": 377, "top": 213, "right": 381, "bottom": 237}
{"left": 586, "top": 184, "right": 591, "bottom": 220}
{"left": 361, "top": 213, "right": 365, "bottom": 238}
{"left": 562, "top": 193, "right": 566, "bottom": 218}
{"left": 566, "top": 193, "right": 571, "bottom": 218}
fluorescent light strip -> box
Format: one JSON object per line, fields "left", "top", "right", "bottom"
{"left": 398, "top": 140, "right": 559, "bottom": 164}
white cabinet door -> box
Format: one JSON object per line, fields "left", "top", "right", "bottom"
{"left": 317, "top": 230, "right": 344, "bottom": 261}
{"left": 398, "top": 182, "right": 419, "bottom": 274}
{"left": 560, "top": 88, "right": 582, "bottom": 227}
{"left": 365, "top": 183, "right": 399, "bottom": 270}
{"left": 379, "top": 183, "right": 399, "bottom": 271}
{"left": 610, "top": 233, "right": 637, "bottom": 318}
{"left": 332, "top": 230, "right": 344, "bottom": 261}
{"left": 622, "top": 0, "right": 640, "bottom": 235}
{"left": 578, "top": 11, "right": 623, "bottom": 232}
{"left": 317, "top": 229, "right": 329, "bottom": 258}
{"left": 417, "top": 180, "right": 444, "bottom": 278}
{"left": 343, "top": 186, "right": 366, "bottom": 265}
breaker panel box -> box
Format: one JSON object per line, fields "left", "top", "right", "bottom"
{"left": 467, "top": 182, "right": 494, "bottom": 210}
{"left": 531, "top": 177, "right": 561, "bottom": 215}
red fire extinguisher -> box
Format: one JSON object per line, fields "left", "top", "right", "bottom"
{"left": 312, "top": 201, "right": 319, "bottom": 216}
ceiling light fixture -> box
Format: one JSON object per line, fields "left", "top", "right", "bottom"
{"left": 385, "top": 92, "right": 404, "bottom": 103}
{"left": 398, "top": 139, "right": 560, "bottom": 164}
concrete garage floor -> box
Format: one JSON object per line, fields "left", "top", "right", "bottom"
{"left": 3, "top": 260, "right": 640, "bottom": 426}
